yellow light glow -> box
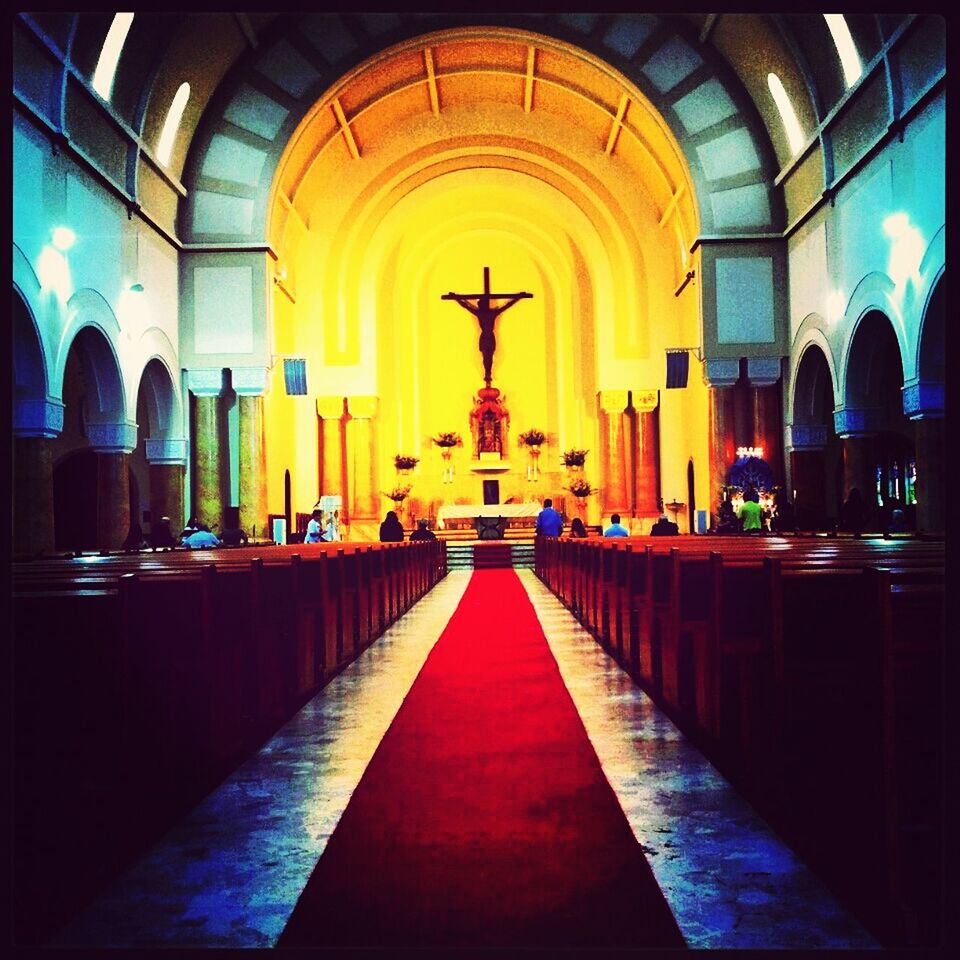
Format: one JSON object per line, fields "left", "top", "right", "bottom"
{"left": 37, "top": 246, "right": 73, "bottom": 301}
{"left": 827, "top": 289, "right": 846, "bottom": 323}
{"left": 883, "top": 213, "right": 924, "bottom": 287}
{"left": 92, "top": 13, "right": 134, "bottom": 102}
{"left": 118, "top": 283, "right": 151, "bottom": 328}
{"left": 51, "top": 226, "right": 76, "bottom": 251}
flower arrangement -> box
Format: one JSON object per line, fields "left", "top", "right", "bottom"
{"left": 385, "top": 484, "right": 412, "bottom": 503}
{"left": 432, "top": 432, "right": 462, "bottom": 448}
{"left": 568, "top": 478, "right": 594, "bottom": 498}
{"left": 562, "top": 448, "right": 588, "bottom": 467}
{"left": 394, "top": 454, "right": 420, "bottom": 471}
{"left": 518, "top": 429, "right": 546, "bottom": 447}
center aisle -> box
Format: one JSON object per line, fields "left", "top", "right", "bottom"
{"left": 277, "top": 568, "right": 686, "bottom": 949}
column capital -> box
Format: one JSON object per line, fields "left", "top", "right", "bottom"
{"left": 88, "top": 421, "right": 138, "bottom": 454}
{"left": 597, "top": 389, "right": 629, "bottom": 414}
{"left": 702, "top": 358, "right": 740, "bottom": 388}
{"left": 145, "top": 438, "right": 188, "bottom": 465}
{"left": 630, "top": 389, "right": 659, "bottom": 413}
{"left": 902, "top": 378, "right": 944, "bottom": 419}
{"left": 231, "top": 366, "right": 269, "bottom": 396}
{"left": 187, "top": 368, "right": 225, "bottom": 396}
{"left": 317, "top": 396, "right": 346, "bottom": 419}
{"left": 746, "top": 357, "right": 782, "bottom": 387}
{"left": 833, "top": 406, "right": 883, "bottom": 438}
{"left": 13, "top": 398, "right": 64, "bottom": 438}
{"left": 347, "top": 395, "right": 379, "bottom": 419}
{"left": 785, "top": 423, "right": 828, "bottom": 451}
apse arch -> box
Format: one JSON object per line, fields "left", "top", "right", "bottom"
{"left": 182, "top": 16, "right": 783, "bottom": 247}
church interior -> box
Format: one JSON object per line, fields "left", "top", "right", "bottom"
{"left": 10, "top": 10, "right": 947, "bottom": 952}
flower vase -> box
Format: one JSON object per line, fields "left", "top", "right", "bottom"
{"left": 441, "top": 448, "right": 454, "bottom": 483}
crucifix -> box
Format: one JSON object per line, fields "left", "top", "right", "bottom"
{"left": 441, "top": 266, "right": 533, "bottom": 386}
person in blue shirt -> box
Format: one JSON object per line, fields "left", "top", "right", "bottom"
{"left": 304, "top": 509, "right": 325, "bottom": 543}
{"left": 182, "top": 526, "right": 221, "bottom": 549}
{"left": 535, "top": 498, "right": 564, "bottom": 537}
{"left": 603, "top": 513, "right": 629, "bottom": 537}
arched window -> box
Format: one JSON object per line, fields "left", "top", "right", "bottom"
{"left": 766, "top": 73, "right": 805, "bottom": 157}
{"left": 824, "top": 14, "right": 862, "bottom": 88}
{"left": 157, "top": 82, "right": 190, "bottom": 167}
{"left": 92, "top": 12, "right": 134, "bottom": 101}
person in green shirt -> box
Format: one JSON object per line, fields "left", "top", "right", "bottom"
{"left": 737, "top": 489, "right": 763, "bottom": 533}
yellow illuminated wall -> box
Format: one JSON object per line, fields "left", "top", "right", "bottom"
{"left": 264, "top": 29, "right": 708, "bottom": 533}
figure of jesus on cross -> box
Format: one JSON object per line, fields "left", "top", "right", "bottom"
{"left": 441, "top": 267, "right": 533, "bottom": 386}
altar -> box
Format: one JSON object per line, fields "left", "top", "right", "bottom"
{"left": 436, "top": 502, "right": 540, "bottom": 530}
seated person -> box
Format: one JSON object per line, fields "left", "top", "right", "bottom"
{"left": 149, "top": 516, "right": 176, "bottom": 549}
{"left": 304, "top": 509, "right": 325, "bottom": 543}
{"left": 568, "top": 517, "right": 588, "bottom": 538}
{"left": 650, "top": 514, "right": 679, "bottom": 536}
{"left": 121, "top": 522, "right": 146, "bottom": 551}
{"left": 884, "top": 507, "right": 910, "bottom": 536}
{"left": 220, "top": 523, "right": 249, "bottom": 546}
{"left": 179, "top": 516, "right": 200, "bottom": 540}
{"left": 182, "top": 525, "right": 221, "bottom": 549}
{"left": 715, "top": 498, "right": 739, "bottom": 534}
{"left": 379, "top": 510, "right": 405, "bottom": 543}
{"left": 603, "top": 513, "right": 629, "bottom": 537}
{"left": 409, "top": 518, "right": 437, "bottom": 541}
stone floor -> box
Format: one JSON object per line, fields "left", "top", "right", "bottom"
{"left": 58, "top": 569, "right": 878, "bottom": 950}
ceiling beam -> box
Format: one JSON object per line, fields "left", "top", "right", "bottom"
{"left": 331, "top": 98, "right": 361, "bottom": 159}
{"left": 699, "top": 14, "right": 720, "bottom": 44}
{"left": 605, "top": 93, "right": 629, "bottom": 155}
{"left": 524, "top": 46, "right": 536, "bottom": 113}
{"left": 658, "top": 184, "right": 685, "bottom": 228}
{"left": 234, "top": 13, "right": 259, "bottom": 49}
{"left": 424, "top": 47, "right": 440, "bottom": 116}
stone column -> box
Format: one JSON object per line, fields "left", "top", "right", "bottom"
{"left": 188, "top": 369, "right": 225, "bottom": 531}
{"left": 88, "top": 421, "right": 138, "bottom": 551}
{"left": 13, "top": 437, "right": 56, "bottom": 555}
{"left": 598, "top": 390, "right": 630, "bottom": 516}
{"left": 631, "top": 389, "right": 660, "bottom": 516}
{"left": 747, "top": 358, "right": 783, "bottom": 485}
{"left": 233, "top": 367, "right": 269, "bottom": 539}
{"left": 704, "top": 359, "right": 740, "bottom": 523}
{"left": 13, "top": 397, "right": 63, "bottom": 556}
{"left": 347, "top": 396, "right": 379, "bottom": 522}
{"left": 317, "top": 396, "right": 346, "bottom": 500}
{"left": 146, "top": 438, "right": 188, "bottom": 531}
{"left": 913, "top": 417, "right": 944, "bottom": 535}
{"left": 834, "top": 406, "right": 883, "bottom": 530}
{"left": 786, "top": 424, "right": 828, "bottom": 529}
{"left": 903, "top": 378, "right": 945, "bottom": 536}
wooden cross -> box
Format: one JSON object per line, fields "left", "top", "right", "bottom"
{"left": 441, "top": 266, "right": 533, "bottom": 386}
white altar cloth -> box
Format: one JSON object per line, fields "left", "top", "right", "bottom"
{"left": 436, "top": 502, "right": 540, "bottom": 530}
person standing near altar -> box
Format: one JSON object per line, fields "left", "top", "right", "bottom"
{"left": 535, "top": 498, "right": 563, "bottom": 537}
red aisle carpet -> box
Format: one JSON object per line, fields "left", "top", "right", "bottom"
{"left": 277, "top": 569, "right": 685, "bottom": 949}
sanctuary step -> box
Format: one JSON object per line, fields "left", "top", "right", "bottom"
{"left": 445, "top": 540, "right": 535, "bottom": 570}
